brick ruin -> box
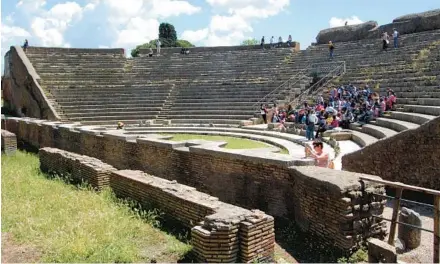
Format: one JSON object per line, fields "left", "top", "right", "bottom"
{"left": 39, "top": 147, "right": 274, "bottom": 262}
{"left": 1, "top": 129, "right": 17, "bottom": 155}
{"left": 3, "top": 116, "right": 389, "bottom": 257}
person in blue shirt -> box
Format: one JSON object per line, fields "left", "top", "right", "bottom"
{"left": 23, "top": 39, "right": 28, "bottom": 52}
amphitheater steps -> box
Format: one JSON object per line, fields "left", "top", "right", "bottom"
{"left": 400, "top": 105, "right": 440, "bottom": 116}
{"left": 349, "top": 123, "right": 398, "bottom": 139}
{"left": 371, "top": 118, "right": 419, "bottom": 132}
{"left": 386, "top": 111, "right": 436, "bottom": 125}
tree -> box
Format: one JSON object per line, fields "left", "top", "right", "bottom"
{"left": 131, "top": 23, "right": 195, "bottom": 57}
{"left": 241, "top": 38, "right": 259, "bottom": 46}
{"left": 159, "top": 23, "right": 177, "bottom": 47}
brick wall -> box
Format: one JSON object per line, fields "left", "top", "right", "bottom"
{"left": 1, "top": 129, "right": 17, "bottom": 155}
{"left": 342, "top": 116, "right": 440, "bottom": 190}
{"left": 4, "top": 117, "right": 387, "bottom": 252}
{"left": 39, "top": 147, "right": 116, "bottom": 190}
{"left": 37, "top": 149, "right": 276, "bottom": 263}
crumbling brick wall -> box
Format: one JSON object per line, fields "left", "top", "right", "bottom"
{"left": 37, "top": 149, "right": 277, "bottom": 263}
{"left": 1, "top": 129, "right": 17, "bottom": 155}
{"left": 5, "top": 117, "right": 387, "bottom": 253}
{"left": 39, "top": 147, "right": 116, "bottom": 190}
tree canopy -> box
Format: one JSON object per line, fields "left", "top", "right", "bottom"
{"left": 241, "top": 38, "right": 259, "bottom": 46}
{"left": 131, "top": 23, "right": 195, "bottom": 57}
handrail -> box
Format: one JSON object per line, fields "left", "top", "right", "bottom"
{"left": 289, "top": 61, "right": 346, "bottom": 106}
{"left": 252, "top": 67, "right": 310, "bottom": 108}
{"left": 360, "top": 175, "right": 440, "bottom": 263}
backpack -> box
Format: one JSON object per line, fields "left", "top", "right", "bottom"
{"left": 305, "top": 116, "right": 310, "bottom": 125}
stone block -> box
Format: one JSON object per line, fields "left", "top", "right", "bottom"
{"left": 398, "top": 207, "right": 422, "bottom": 250}
{"left": 1, "top": 129, "right": 17, "bottom": 155}
{"left": 316, "top": 21, "right": 378, "bottom": 44}
{"left": 368, "top": 238, "right": 397, "bottom": 263}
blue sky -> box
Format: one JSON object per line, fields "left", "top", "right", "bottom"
{"left": 1, "top": 0, "right": 439, "bottom": 64}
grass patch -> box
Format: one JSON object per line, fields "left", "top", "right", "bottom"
{"left": 1, "top": 151, "right": 192, "bottom": 263}
{"left": 162, "top": 133, "right": 289, "bottom": 154}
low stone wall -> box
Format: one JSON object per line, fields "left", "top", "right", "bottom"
{"left": 342, "top": 117, "right": 440, "bottom": 190}
{"left": 4, "top": 117, "right": 388, "bottom": 252}
{"left": 39, "top": 147, "right": 116, "bottom": 190}
{"left": 1, "top": 129, "right": 17, "bottom": 155}
{"left": 37, "top": 148, "right": 275, "bottom": 263}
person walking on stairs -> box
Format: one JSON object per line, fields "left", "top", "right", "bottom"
{"left": 382, "top": 32, "right": 390, "bottom": 51}
{"left": 328, "top": 41, "right": 335, "bottom": 59}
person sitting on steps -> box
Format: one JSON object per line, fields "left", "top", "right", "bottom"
{"left": 305, "top": 141, "right": 329, "bottom": 168}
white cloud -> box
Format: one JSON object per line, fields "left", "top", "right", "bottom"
{"left": 98, "top": 45, "right": 110, "bottom": 48}
{"left": 1, "top": 25, "right": 31, "bottom": 43}
{"left": 30, "top": 2, "right": 84, "bottom": 46}
{"left": 182, "top": 0, "right": 290, "bottom": 47}
{"left": 149, "top": 0, "right": 201, "bottom": 18}
{"left": 181, "top": 28, "right": 209, "bottom": 43}
{"left": 103, "top": 0, "right": 202, "bottom": 51}
{"left": 329, "top": 16, "right": 363, "bottom": 28}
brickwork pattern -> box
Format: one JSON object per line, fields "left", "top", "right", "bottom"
{"left": 4, "top": 117, "right": 387, "bottom": 253}
{"left": 39, "top": 147, "right": 116, "bottom": 190}
{"left": 1, "top": 129, "right": 17, "bottom": 155}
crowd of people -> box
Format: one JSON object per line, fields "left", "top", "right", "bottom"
{"left": 260, "top": 84, "right": 398, "bottom": 166}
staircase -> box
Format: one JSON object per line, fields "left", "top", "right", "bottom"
{"left": 155, "top": 83, "right": 179, "bottom": 124}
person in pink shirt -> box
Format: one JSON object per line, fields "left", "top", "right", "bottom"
{"left": 305, "top": 141, "right": 329, "bottom": 168}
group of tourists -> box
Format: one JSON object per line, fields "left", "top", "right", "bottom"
{"left": 260, "top": 83, "right": 398, "bottom": 167}
{"left": 260, "top": 35, "right": 294, "bottom": 49}
{"left": 328, "top": 28, "right": 400, "bottom": 59}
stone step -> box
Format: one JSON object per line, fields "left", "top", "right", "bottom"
{"left": 387, "top": 111, "right": 437, "bottom": 125}
{"left": 166, "top": 110, "right": 255, "bottom": 115}
{"left": 371, "top": 117, "right": 419, "bottom": 132}
{"left": 170, "top": 119, "right": 242, "bottom": 125}
{"left": 395, "top": 91, "right": 440, "bottom": 98}
{"left": 61, "top": 105, "right": 163, "bottom": 111}
{"left": 68, "top": 114, "right": 158, "bottom": 121}
{"left": 402, "top": 105, "right": 440, "bottom": 116}
{"left": 167, "top": 114, "right": 251, "bottom": 120}
{"left": 350, "top": 123, "right": 398, "bottom": 139}
{"left": 397, "top": 98, "right": 440, "bottom": 106}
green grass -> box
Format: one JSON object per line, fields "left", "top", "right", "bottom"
{"left": 162, "top": 133, "right": 289, "bottom": 154}
{"left": 1, "top": 151, "right": 192, "bottom": 263}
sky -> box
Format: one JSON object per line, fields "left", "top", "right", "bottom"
{"left": 1, "top": 0, "right": 439, "bottom": 65}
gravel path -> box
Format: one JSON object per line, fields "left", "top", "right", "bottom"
{"left": 383, "top": 201, "right": 434, "bottom": 263}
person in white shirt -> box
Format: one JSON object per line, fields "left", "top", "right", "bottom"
{"left": 278, "top": 36, "right": 283, "bottom": 47}
{"left": 156, "top": 39, "right": 161, "bottom": 55}
{"left": 393, "top": 28, "right": 399, "bottom": 48}
{"left": 305, "top": 110, "right": 318, "bottom": 140}
{"left": 270, "top": 36, "right": 274, "bottom": 48}
{"left": 287, "top": 35, "right": 292, "bottom": 47}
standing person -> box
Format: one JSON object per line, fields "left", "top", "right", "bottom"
{"left": 328, "top": 41, "right": 335, "bottom": 59}
{"left": 260, "top": 36, "right": 265, "bottom": 49}
{"left": 278, "top": 36, "right": 283, "bottom": 47}
{"left": 382, "top": 32, "right": 389, "bottom": 51}
{"left": 287, "top": 35, "right": 292, "bottom": 47}
{"left": 305, "top": 110, "right": 318, "bottom": 141}
{"left": 270, "top": 36, "right": 275, "bottom": 48}
{"left": 22, "top": 39, "right": 29, "bottom": 52}
{"left": 156, "top": 39, "right": 161, "bottom": 55}
{"left": 393, "top": 28, "right": 399, "bottom": 48}
{"left": 260, "top": 104, "right": 267, "bottom": 124}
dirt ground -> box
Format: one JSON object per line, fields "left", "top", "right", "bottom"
{"left": 383, "top": 202, "right": 434, "bottom": 263}
{"left": 1, "top": 233, "right": 41, "bottom": 263}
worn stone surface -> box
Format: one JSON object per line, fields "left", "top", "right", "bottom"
{"left": 4, "top": 116, "right": 388, "bottom": 253}
{"left": 368, "top": 238, "right": 397, "bottom": 263}
{"left": 1, "top": 129, "right": 17, "bottom": 155}
{"left": 6, "top": 47, "right": 59, "bottom": 120}
{"left": 316, "top": 21, "right": 378, "bottom": 44}
{"left": 398, "top": 207, "right": 422, "bottom": 250}
{"left": 342, "top": 117, "right": 440, "bottom": 190}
